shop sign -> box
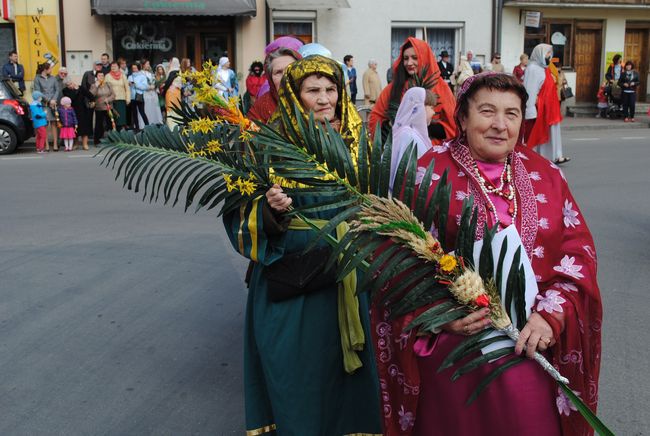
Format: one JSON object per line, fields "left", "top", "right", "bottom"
{"left": 524, "top": 11, "right": 542, "bottom": 28}
{"left": 16, "top": 12, "right": 60, "bottom": 78}
{"left": 121, "top": 36, "right": 173, "bottom": 52}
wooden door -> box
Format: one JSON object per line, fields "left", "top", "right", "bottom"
{"left": 574, "top": 29, "right": 602, "bottom": 102}
{"left": 625, "top": 29, "right": 649, "bottom": 101}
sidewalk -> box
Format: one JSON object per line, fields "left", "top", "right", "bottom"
{"left": 562, "top": 113, "right": 650, "bottom": 131}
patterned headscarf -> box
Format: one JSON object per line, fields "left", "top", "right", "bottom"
{"left": 272, "top": 55, "right": 362, "bottom": 150}
{"left": 452, "top": 71, "right": 527, "bottom": 144}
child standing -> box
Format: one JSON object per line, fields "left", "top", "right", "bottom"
{"left": 30, "top": 91, "right": 48, "bottom": 154}
{"left": 58, "top": 96, "right": 78, "bottom": 151}
{"left": 596, "top": 81, "right": 608, "bottom": 118}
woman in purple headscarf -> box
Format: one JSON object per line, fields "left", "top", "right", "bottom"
{"left": 247, "top": 37, "right": 303, "bottom": 123}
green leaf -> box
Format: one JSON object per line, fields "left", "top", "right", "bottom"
{"left": 438, "top": 330, "right": 492, "bottom": 372}
{"left": 466, "top": 358, "right": 526, "bottom": 405}
{"left": 451, "top": 347, "right": 514, "bottom": 381}
{"left": 377, "top": 135, "right": 393, "bottom": 197}
{"left": 505, "top": 246, "right": 522, "bottom": 318}
{"left": 439, "top": 335, "right": 513, "bottom": 371}
{"left": 495, "top": 237, "right": 508, "bottom": 294}
{"left": 515, "top": 264, "right": 527, "bottom": 330}
{"left": 392, "top": 142, "right": 416, "bottom": 197}
{"left": 557, "top": 382, "right": 615, "bottom": 436}
{"left": 478, "top": 224, "right": 498, "bottom": 282}
{"left": 418, "top": 307, "right": 467, "bottom": 333}
{"left": 405, "top": 301, "right": 456, "bottom": 331}
{"left": 357, "top": 126, "right": 370, "bottom": 193}
{"left": 414, "top": 159, "right": 436, "bottom": 221}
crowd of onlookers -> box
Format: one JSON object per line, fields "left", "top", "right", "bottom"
{"left": 2, "top": 50, "right": 243, "bottom": 153}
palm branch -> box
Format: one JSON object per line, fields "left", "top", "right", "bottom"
{"left": 96, "top": 84, "right": 612, "bottom": 435}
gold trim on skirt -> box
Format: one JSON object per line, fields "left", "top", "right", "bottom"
{"left": 246, "top": 423, "right": 277, "bottom": 435}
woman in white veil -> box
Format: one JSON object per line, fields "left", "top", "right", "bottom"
{"left": 390, "top": 87, "right": 438, "bottom": 190}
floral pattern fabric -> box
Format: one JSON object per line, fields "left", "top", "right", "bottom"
{"left": 371, "top": 142, "right": 602, "bottom": 436}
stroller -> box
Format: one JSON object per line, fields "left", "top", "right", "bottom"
{"left": 604, "top": 83, "right": 624, "bottom": 119}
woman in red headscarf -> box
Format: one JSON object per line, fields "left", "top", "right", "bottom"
{"left": 369, "top": 37, "right": 456, "bottom": 144}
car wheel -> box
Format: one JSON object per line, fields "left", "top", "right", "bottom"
{"left": 0, "top": 125, "right": 17, "bottom": 155}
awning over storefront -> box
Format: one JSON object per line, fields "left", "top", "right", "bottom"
{"left": 91, "top": 0, "right": 257, "bottom": 16}
{"left": 267, "top": 0, "right": 350, "bottom": 9}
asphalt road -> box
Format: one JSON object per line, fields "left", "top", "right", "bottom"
{"left": 1, "top": 129, "right": 649, "bottom": 435}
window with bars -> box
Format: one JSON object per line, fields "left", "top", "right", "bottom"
{"left": 391, "top": 26, "right": 459, "bottom": 66}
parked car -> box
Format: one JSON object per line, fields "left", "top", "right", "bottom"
{"left": 0, "top": 76, "right": 32, "bottom": 154}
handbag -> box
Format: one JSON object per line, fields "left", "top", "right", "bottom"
{"left": 264, "top": 245, "right": 337, "bottom": 302}
{"left": 135, "top": 92, "right": 144, "bottom": 103}
{"left": 561, "top": 85, "right": 573, "bottom": 100}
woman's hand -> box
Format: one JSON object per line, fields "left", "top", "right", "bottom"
{"left": 515, "top": 312, "right": 555, "bottom": 359}
{"left": 266, "top": 184, "right": 292, "bottom": 212}
{"left": 442, "top": 307, "right": 491, "bottom": 336}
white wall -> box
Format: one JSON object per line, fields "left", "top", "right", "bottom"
{"left": 309, "top": 0, "right": 493, "bottom": 85}
{"left": 500, "top": 8, "right": 525, "bottom": 73}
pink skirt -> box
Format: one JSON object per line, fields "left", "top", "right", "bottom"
{"left": 59, "top": 127, "right": 76, "bottom": 139}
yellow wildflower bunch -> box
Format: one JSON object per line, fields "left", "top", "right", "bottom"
{"left": 205, "top": 139, "right": 223, "bottom": 154}
{"left": 188, "top": 117, "right": 217, "bottom": 135}
{"left": 193, "top": 85, "right": 220, "bottom": 106}
{"left": 223, "top": 173, "right": 258, "bottom": 196}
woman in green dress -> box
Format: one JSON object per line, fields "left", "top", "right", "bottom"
{"left": 224, "top": 55, "right": 382, "bottom": 436}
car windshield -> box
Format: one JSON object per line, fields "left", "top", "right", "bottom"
{"left": 2, "top": 79, "right": 21, "bottom": 98}
{"left": 0, "top": 80, "right": 9, "bottom": 100}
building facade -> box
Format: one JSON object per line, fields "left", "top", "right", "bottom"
{"left": 267, "top": 0, "right": 496, "bottom": 85}
{"left": 501, "top": 0, "right": 650, "bottom": 102}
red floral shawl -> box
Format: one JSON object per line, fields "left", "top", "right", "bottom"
{"left": 372, "top": 142, "right": 602, "bottom": 436}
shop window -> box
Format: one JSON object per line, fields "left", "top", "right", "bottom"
{"left": 112, "top": 18, "right": 177, "bottom": 65}
{"left": 524, "top": 20, "right": 573, "bottom": 68}
{"left": 273, "top": 22, "right": 313, "bottom": 44}
{"left": 391, "top": 26, "right": 460, "bottom": 65}
{"left": 0, "top": 24, "right": 15, "bottom": 60}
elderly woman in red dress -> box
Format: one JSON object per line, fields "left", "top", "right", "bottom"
{"left": 373, "top": 72, "right": 602, "bottom": 436}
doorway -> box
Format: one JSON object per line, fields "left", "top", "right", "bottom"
{"left": 625, "top": 27, "right": 649, "bottom": 102}
{"left": 182, "top": 32, "right": 233, "bottom": 70}
{"left": 574, "top": 24, "right": 602, "bottom": 102}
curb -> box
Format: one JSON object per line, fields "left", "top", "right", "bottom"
{"left": 563, "top": 122, "right": 650, "bottom": 131}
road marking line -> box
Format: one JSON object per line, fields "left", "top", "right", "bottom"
{"left": 67, "top": 155, "right": 95, "bottom": 158}
{"left": 0, "top": 156, "right": 42, "bottom": 160}
{"left": 621, "top": 136, "right": 647, "bottom": 140}
{"left": 570, "top": 138, "right": 600, "bottom": 141}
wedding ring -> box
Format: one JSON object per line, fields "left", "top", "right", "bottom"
{"left": 463, "top": 324, "right": 470, "bottom": 335}
{"left": 542, "top": 337, "right": 551, "bottom": 345}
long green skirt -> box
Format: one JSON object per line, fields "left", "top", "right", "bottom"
{"left": 224, "top": 197, "right": 383, "bottom": 436}
{"left": 113, "top": 100, "right": 128, "bottom": 127}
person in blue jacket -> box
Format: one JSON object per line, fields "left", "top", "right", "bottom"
{"left": 30, "top": 91, "right": 48, "bottom": 153}
{"left": 2, "top": 50, "right": 25, "bottom": 92}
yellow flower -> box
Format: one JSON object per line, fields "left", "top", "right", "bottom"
{"left": 239, "top": 129, "right": 253, "bottom": 142}
{"left": 194, "top": 86, "right": 219, "bottom": 105}
{"left": 224, "top": 174, "right": 237, "bottom": 192}
{"left": 236, "top": 177, "right": 257, "bottom": 196}
{"left": 188, "top": 117, "right": 216, "bottom": 135}
{"left": 439, "top": 254, "right": 458, "bottom": 274}
{"left": 186, "top": 142, "right": 196, "bottom": 152}
{"left": 205, "top": 139, "right": 223, "bottom": 153}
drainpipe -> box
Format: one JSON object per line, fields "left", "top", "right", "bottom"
{"left": 493, "top": 0, "right": 504, "bottom": 54}
{"left": 58, "top": 0, "right": 66, "bottom": 66}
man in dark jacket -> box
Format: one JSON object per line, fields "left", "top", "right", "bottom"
{"left": 437, "top": 50, "right": 454, "bottom": 92}
{"left": 2, "top": 50, "right": 25, "bottom": 92}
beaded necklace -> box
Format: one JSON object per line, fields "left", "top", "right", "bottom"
{"left": 472, "top": 155, "right": 517, "bottom": 228}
